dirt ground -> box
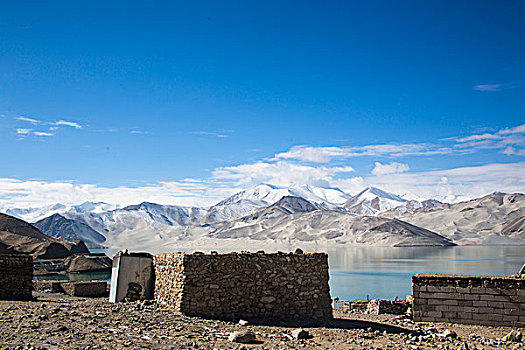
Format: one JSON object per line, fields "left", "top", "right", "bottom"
{"left": 0, "top": 292, "right": 524, "bottom": 350}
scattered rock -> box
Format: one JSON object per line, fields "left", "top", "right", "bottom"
{"left": 228, "top": 330, "right": 256, "bottom": 344}
{"left": 291, "top": 329, "right": 311, "bottom": 340}
{"left": 502, "top": 330, "right": 522, "bottom": 342}
{"left": 442, "top": 329, "right": 457, "bottom": 338}
{"left": 238, "top": 319, "right": 248, "bottom": 326}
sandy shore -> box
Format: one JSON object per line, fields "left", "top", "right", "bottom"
{"left": 0, "top": 292, "right": 524, "bottom": 349}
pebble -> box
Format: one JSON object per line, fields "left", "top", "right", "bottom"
{"left": 228, "top": 330, "right": 256, "bottom": 344}
{"left": 291, "top": 329, "right": 311, "bottom": 340}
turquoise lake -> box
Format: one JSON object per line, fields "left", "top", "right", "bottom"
{"left": 63, "top": 246, "right": 525, "bottom": 301}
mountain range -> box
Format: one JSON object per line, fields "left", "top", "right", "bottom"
{"left": 2, "top": 184, "right": 524, "bottom": 249}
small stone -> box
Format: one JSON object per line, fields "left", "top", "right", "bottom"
{"left": 260, "top": 296, "right": 276, "bottom": 303}
{"left": 228, "top": 331, "right": 256, "bottom": 344}
{"left": 295, "top": 248, "right": 303, "bottom": 254}
{"left": 442, "top": 329, "right": 457, "bottom": 338}
{"left": 238, "top": 319, "right": 248, "bottom": 326}
{"left": 291, "top": 329, "right": 311, "bottom": 340}
{"left": 56, "top": 325, "right": 69, "bottom": 332}
{"left": 502, "top": 330, "right": 522, "bottom": 342}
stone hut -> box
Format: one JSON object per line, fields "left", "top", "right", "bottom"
{"left": 154, "top": 251, "right": 332, "bottom": 323}
{"left": 0, "top": 254, "right": 33, "bottom": 300}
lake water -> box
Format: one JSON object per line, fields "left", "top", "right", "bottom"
{"left": 84, "top": 246, "right": 525, "bottom": 301}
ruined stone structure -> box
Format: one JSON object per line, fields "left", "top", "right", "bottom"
{"left": 0, "top": 254, "right": 33, "bottom": 300}
{"left": 413, "top": 274, "right": 525, "bottom": 327}
{"left": 340, "top": 299, "right": 409, "bottom": 315}
{"left": 154, "top": 252, "right": 332, "bottom": 323}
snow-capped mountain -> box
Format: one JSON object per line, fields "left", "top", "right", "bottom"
{"left": 379, "top": 199, "right": 448, "bottom": 218}
{"left": 33, "top": 213, "right": 106, "bottom": 247}
{"left": 216, "top": 183, "right": 350, "bottom": 207}
{"left": 343, "top": 187, "right": 408, "bottom": 215}
{"left": 2, "top": 184, "right": 523, "bottom": 248}
{"left": 208, "top": 199, "right": 455, "bottom": 247}
{"left": 2, "top": 202, "right": 119, "bottom": 223}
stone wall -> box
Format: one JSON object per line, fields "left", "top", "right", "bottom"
{"left": 413, "top": 274, "right": 525, "bottom": 327}
{"left": 0, "top": 254, "right": 33, "bottom": 300}
{"left": 61, "top": 281, "right": 107, "bottom": 297}
{"left": 154, "top": 252, "right": 332, "bottom": 323}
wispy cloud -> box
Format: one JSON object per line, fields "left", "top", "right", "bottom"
{"left": 190, "top": 130, "right": 233, "bottom": 138}
{"left": 272, "top": 144, "right": 453, "bottom": 163}
{"left": 502, "top": 146, "right": 525, "bottom": 156}
{"left": 33, "top": 131, "right": 54, "bottom": 137}
{"left": 473, "top": 82, "right": 521, "bottom": 92}
{"left": 452, "top": 123, "right": 525, "bottom": 155}
{"left": 53, "top": 120, "right": 82, "bottom": 129}
{"left": 16, "top": 128, "right": 32, "bottom": 135}
{"left": 456, "top": 133, "right": 502, "bottom": 142}
{"left": 16, "top": 116, "right": 41, "bottom": 125}
{"left": 473, "top": 84, "right": 502, "bottom": 92}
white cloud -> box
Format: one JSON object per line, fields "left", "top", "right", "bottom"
{"left": 212, "top": 161, "right": 355, "bottom": 187}
{"left": 33, "top": 131, "right": 54, "bottom": 137}
{"left": 273, "top": 144, "right": 452, "bottom": 163}
{"left": 502, "top": 146, "right": 525, "bottom": 156}
{"left": 1, "top": 161, "right": 524, "bottom": 210}
{"left": 16, "top": 128, "right": 32, "bottom": 135}
{"left": 0, "top": 178, "right": 231, "bottom": 209}
{"left": 456, "top": 133, "right": 502, "bottom": 142}
{"left": 499, "top": 124, "right": 525, "bottom": 135}
{"left": 16, "top": 116, "right": 40, "bottom": 124}
{"left": 53, "top": 120, "right": 82, "bottom": 129}
{"left": 361, "top": 162, "right": 525, "bottom": 202}
{"left": 473, "top": 84, "right": 502, "bottom": 92}
{"left": 371, "top": 162, "right": 409, "bottom": 176}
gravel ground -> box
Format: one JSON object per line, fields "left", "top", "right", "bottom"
{"left": 0, "top": 292, "right": 524, "bottom": 349}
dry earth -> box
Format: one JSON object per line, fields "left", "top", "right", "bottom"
{"left": 0, "top": 292, "right": 524, "bottom": 350}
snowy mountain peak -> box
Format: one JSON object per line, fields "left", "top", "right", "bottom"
{"left": 344, "top": 186, "right": 407, "bottom": 215}
{"left": 361, "top": 187, "right": 407, "bottom": 202}
{"left": 216, "top": 183, "right": 350, "bottom": 208}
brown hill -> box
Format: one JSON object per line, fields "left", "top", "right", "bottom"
{"left": 0, "top": 213, "right": 89, "bottom": 259}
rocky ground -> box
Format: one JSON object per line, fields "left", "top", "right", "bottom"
{"left": 0, "top": 292, "right": 524, "bottom": 350}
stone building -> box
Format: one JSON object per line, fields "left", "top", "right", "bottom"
{"left": 154, "top": 251, "right": 332, "bottom": 323}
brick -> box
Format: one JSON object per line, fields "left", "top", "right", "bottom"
{"left": 485, "top": 288, "right": 502, "bottom": 295}
{"left": 479, "top": 295, "right": 495, "bottom": 301}
{"left": 472, "top": 301, "right": 488, "bottom": 307}
{"left": 487, "top": 301, "right": 504, "bottom": 308}
{"left": 463, "top": 294, "right": 480, "bottom": 301}
{"left": 457, "top": 300, "right": 473, "bottom": 307}
{"left": 509, "top": 309, "right": 525, "bottom": 316}
{"left": 503, "top": 315, "right": 519, "bottom": 322}
{"left": 470, "top": 287, "right": 486, "bottom": 294}
{"left": 442, "top": 311, "right": 457, "bottom": 319}
{"left": 432, "top": 293, "right": 450, "bottom": 299}
{"left": 456, "top": 287, "right": 470, "bottom": 294}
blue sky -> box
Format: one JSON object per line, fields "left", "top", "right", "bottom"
{"left": 0, "top": 1, "right": 524, "bottom": 207}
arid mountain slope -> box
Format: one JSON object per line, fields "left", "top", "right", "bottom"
{"left": 390, "top": 192, "right": 525, "bottom": 245}
{"left": 209, "top": 197, "right": 455, "bottom": 247}
{"left": 0, "top": 213, "right": 88, "bottom": 258}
